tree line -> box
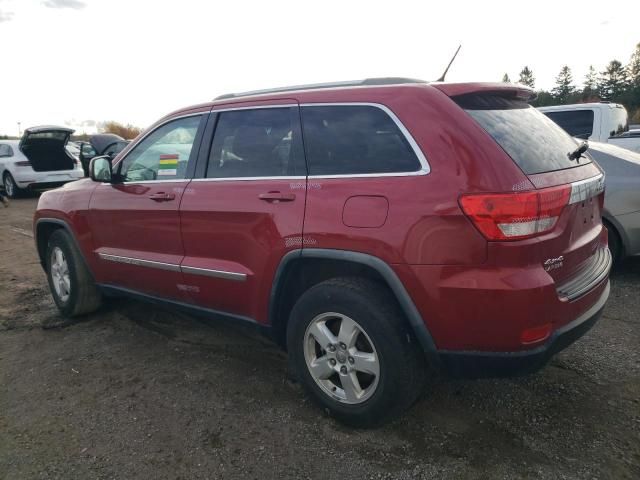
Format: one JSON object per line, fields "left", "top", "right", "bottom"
{"left": 0, "top": 121, "right": 142, "bottom": 141}
{"left": 502, "top": 42, "right": 640, "bottom": 123}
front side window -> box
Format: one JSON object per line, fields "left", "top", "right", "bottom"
{"left": 609, "top": 107, "right": 629, "bottom": 137}
{"left": 206, "top": 107, "right": 304, "bottom": 178}
{"left": 544, "top": 110, "right": 594, "bottom": 138}
{"left": 301, "top": 105, "right": 421, "bottom": 175}
{"left": 118, "top": 115, "right": 202, "bottom": 182}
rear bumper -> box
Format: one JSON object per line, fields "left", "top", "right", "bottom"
{"left": 15, "top": 169, "right": 84, "bottom": 189}
{"left": 438, "top": 281, "right": 609, "bottom": 378}
{"left": 24, "top": 181, "right": 78, "bottom": 191}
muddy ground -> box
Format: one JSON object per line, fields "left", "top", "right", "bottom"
{"left": 0, "top": 197, "right": 638, "bottom": 480}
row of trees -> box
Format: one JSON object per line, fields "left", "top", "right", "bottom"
{"left": 502, "top": 43, "right": 640, "bottom": 122}
{"left": 1, "top": 121, "right": 142, "bottom": 140}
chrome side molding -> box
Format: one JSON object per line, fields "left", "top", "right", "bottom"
{"left": 98, "top": 253, "right": 247, "bottom": 282}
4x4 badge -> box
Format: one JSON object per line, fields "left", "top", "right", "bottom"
{"left": 544, "top": 256, "right": 564, "bottom": 272}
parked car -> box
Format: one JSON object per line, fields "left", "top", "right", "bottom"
{"left": 539, "top": 103, "right": 640, "bottom": 153}
{"left": 585, "top": 140, "right": 640, "bottom": 264}
{"left": 65, "top": 141, "right": 81, "bottom": 159}
{"left": 0, "top": 126, "right": 84, "bottom": 198}
{"left": 33, "top": 79, "right": 611, "bottom": 426}
{"left": 77, "top": 134, "right": 130, "bottom": 176}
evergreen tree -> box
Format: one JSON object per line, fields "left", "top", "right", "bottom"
{"left": 626, "top": 43, "right": 640, "bottom": 112}
{"left": 502, "top": 73, "right": 511, "bottom": 83}
{"left": 627, "top": 43, "right": 640, "bottom": 90}
{"left": 598, "top": 60, "right": 627, "bottom": 101}
{"left": 551, "top": 66, "right": 576, "bottom": 104}
{"left": 518, "top": 66, "right": 535, "bottom": 88}
{"left": 583, "top": 65, "right": 598, "bottom": 99}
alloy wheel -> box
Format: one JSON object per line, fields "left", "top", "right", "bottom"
{"left": 4, "top": 175, "right": 14, "bottom": 197}
{"left": 50, "top": 247, "right": 71, "bottom": 302}
{"left": 303, "top": 312, "right": 380, "bottom": 404}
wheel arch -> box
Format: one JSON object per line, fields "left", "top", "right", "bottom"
{"left": 34, "top": 218, "right": 90, "bottom": 274}
{"left": 269, "top": 249, "right": 439, "bottom": 364}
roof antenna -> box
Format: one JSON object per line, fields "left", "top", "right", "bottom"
{"left": 436, "top": 45, "right": 461, "bottom": 82}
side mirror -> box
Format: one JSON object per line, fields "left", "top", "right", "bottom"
{"left": 89, "top": 156, "right": 113, "bottom": 182}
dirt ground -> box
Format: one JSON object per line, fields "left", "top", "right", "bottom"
{"left": 1, "top": 197, "right": 639, "bottom": 480}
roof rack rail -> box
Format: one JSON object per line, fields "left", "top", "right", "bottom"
{"left": 214, "top": 77, "right": 426, "bottom": 100}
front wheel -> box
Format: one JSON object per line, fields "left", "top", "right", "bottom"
{"left": 287, "top": 277, "right": 426, "bottom": 427}
{"left": 46, "top": 229, "right": 102, "bottom": 317}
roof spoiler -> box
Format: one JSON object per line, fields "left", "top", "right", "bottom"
{"left": 432, "top": 82, "right": 537, "bottom": 102}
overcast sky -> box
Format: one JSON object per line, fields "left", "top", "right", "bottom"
{"left": 1, "top": 0, "right": 638, "bottom": 136}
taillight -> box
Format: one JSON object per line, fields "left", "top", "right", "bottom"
{"left": 15, "top": 161, "right": 31, "bottom": 167}
{"left": 459, "top": 184, "right": 571, "bottom": 241}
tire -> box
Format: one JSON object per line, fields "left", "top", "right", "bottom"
{"left": 3, "top": 172, "right": 22, "bottom": 199}
{"left": 604, "top": 220, "right": 623, "bottom": 267}
{"left": 287, "top": 277, "right": 426, "bottom": 427}
{"left": 46, "top": 229, "right": 102, "bottom": 317}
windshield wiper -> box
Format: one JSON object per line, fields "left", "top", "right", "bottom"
{"left": 568, "top": 141, "right": 589, "bottom": 161}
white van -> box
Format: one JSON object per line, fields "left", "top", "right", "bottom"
{"left": 539, "top": 103, "right": 640, "bottom": 153}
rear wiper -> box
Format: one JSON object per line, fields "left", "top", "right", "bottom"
{"left": 568, "top": 141, "right": 589, "bottom": 161}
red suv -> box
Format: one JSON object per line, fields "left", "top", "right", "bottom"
{"left": 34, "top": 79, "right": 611, "bottom": 426}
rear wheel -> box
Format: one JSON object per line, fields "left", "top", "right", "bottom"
{"left": 3, "top": 172, "right": 22, "bottom": 199}
{"left": 287, "top": 277, "right": 426, "bottom": 427}
{"left": 46, "top": 229, "right": 102, "bottom": 317}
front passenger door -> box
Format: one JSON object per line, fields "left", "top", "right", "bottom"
{"left": 88, "top": 113, "right": 206, "bottom": 300}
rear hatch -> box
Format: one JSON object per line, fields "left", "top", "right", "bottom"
{"left": 20, "top": 126, "right": 76, "bottom": 172}
{"left": 441, "top": 86, "right": 608, "bottom": 296}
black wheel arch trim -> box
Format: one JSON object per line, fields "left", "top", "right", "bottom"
{"left": 34, "top": 218, "right": 93, "bottom": 276}
{"left": 269, "top": 248, "right": 440, "bottom": 364}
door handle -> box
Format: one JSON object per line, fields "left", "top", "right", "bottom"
{"left": 149, "top": 192, "right": 176, "bottom": 202}
{"left": 258, "top": 192, "right": 296, "bottom": 202}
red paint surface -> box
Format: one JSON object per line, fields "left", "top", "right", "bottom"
{"left": 34, "top": 82, "right": 609, "bottom": 353}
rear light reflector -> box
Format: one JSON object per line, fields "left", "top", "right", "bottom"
{"left": 15, "top": 161, "right": 31, "bottom": 167}
{"left": 459, "top": 185, "right": 571, "bottom": 241}
{"left": 520, "top": 323, "right": 552, "bottom": 345}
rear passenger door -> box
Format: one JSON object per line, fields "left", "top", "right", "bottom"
{"left": 179, "top": 103, "right": 307, "bottom": 322}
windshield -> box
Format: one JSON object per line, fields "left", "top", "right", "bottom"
{"left": 456, "top": 94, "right": 592, "bottom": 175}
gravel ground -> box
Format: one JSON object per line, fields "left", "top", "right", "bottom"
{"left": 1, "top": 197, "right": 639, "bottom": 479}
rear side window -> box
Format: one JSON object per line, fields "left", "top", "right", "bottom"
{"left": 301, "top": 105, "right": 421, "bottom": 175}
{"left": 206, "top": 107, "right": 305, "bottom": 178}
{"left": 544, "top": 110, "right": 594, "bottom": 139}
{"left": 457, "top": 94, "right": 591, "bottom": 175}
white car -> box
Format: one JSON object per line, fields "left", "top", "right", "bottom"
{"left": 0, "top": 126, "right": 85, "bottom": 198}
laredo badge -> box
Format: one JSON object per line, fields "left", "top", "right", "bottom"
{"left": 158, "top": 154, "right": 179, "bottom": 176}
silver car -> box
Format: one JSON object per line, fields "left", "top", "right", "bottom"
{"left": 587, "top": 141, "right": 640, "bottom": 264}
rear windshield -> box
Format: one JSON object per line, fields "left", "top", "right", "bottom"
{"left": 456, "top": 94, "right": 591, "bottom": 175}
{"left": 26, "top": 131, "right": 69, "bottom": 141}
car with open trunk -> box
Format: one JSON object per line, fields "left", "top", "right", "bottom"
{"left": 1, "top": 126, "right": 84, "bottom": 198}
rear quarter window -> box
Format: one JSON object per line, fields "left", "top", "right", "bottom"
{"left": 301, "top": 105, "right": 422, "bottom": 175}
{"left": 456, "top": 94, "right": 591, "bottom": 175}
